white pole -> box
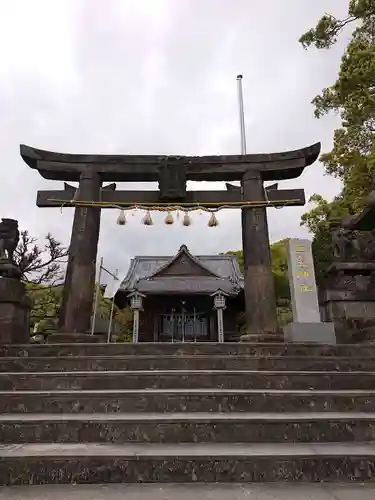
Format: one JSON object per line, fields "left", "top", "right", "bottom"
{"left": 236, "top": 74, "right": 247, "bottom": 155}
{"left": 171, "top": 310, "right": 174, "bottom": 343}
{"left": 132, "top": 309, "right": 140, "bottom": 344}
{"left": 217, "top": 308, "right": 224, "bottom": 343}
{"left": 193, "top": 306, "right": 196, "bottom": 342}
{"left": 182, "top": 304, "right": 185, "bottom": 343}
{"left": 107, "top": 268, "right": 118, "bottom": 343}
{"left": 91, "top": 256, "right": 103, "bottom": 336}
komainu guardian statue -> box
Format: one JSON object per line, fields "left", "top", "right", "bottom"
{"left": 332, "top": 227, "right": 360, "bottom": 261}
{"left": 0, "top": 218, "right": 20, "bottom": 278}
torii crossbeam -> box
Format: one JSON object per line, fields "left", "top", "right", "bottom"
{"left": 21, "top": 142, "right": 320, "bottom": 338}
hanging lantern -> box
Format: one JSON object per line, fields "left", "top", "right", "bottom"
{"left": 116, "top": 209, "right": 126, "bottom": 226}
{"left": 164, "top": 212, "right": 174, "bottom": 225}
{"left": 208, "top": 212, "right": 219, "bottom": 227}
{"left": 182, "top": 212, "right": 192, "bottom": 226}
{"left": 142, "top": 210, "right": 153, "bottom": 226}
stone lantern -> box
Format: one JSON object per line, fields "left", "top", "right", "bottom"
{"left": 211, "top": 290, "right": 228, "bottom": 343}
{"left": 128, "top": 291, "right": 145, "bottom": 344}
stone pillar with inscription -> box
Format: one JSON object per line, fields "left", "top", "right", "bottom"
{"left": 283, "top": 238, "right": 336, "bottom": 344}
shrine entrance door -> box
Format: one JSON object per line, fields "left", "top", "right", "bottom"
{"left": 158, "top": 312, "right": 209, "bottom": 342}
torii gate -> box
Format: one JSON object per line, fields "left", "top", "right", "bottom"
{"left": 20, "top": 142, "right": 320, "bottom": 340}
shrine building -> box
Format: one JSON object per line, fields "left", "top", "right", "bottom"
{"left": 114, "top": 245, "right": 244, "bottom": 342}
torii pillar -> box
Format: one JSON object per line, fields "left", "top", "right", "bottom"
{"left": 241, "top": 172, "right": 277, "bottom": 335}
{"left": 57, "top": 181, "right": 116, "bottom": 336}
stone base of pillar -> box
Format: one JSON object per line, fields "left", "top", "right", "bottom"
{"left": 47, "top": 333, "right": 101, "bottom": 344}
{"left": 283, "top": 322, "right": 336, "bottom": 344}
{"left": 0, "top": 277, "right": 31, "bottom": 344}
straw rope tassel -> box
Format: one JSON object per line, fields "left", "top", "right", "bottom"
{"left": 142, "top": 211, "right": 153, "bottom": 226}
{"left": 116, "top": 209, "right": 126, "bottom": 226}
{"left": 208, "top": 213, "right": 219, "bottom": 227}
{"left": 164, "top": 212, "right": 174, "bottom": 225}
{"left": 182, "top": 212, "right": 192, "bottom": 226}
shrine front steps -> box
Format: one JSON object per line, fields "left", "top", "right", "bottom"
{"left": 1, "top": 412, "right": 375, "bottom": 444}
{"left": 3, "top": 388, "right": 375, "bottom": 413}
{"left": 3, "top": 342, "right": 375, "bottom": 357}
{"left": 2, "top": 442, "right": 375, "bottom": 484}
{"left": 2, "top": 355, "right": 375, "bottom": 372}
{"left": 2, "top": 370, "right": 375, "bottom": 391}
{"left": 2, "top": 342, "right": 375, "bottom": 484}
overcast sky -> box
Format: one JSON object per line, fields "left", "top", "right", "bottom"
{"left": 0, "top": 0, "right": 348, "bottom": 284}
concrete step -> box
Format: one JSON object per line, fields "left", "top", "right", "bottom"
{"left": 1, "top": 412, "right": 375, "bottom": 444}
{"left": 2, "top": 355, "right": 375, "bottom": 372}
{"left": 2, "top": 370, "right": 375, "bottom": 391}
{"left": 2, "top": 342, "right": 375, "bottom": 358}
{"left": 3, "top": 389, "right": 375, "bottom": 414}
{"left": 1, "top": 442, "right": 375, "bottom": 484}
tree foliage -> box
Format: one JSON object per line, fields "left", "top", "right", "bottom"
{"left": 300, "top": 1, "right": 375, "bottom": 50}
{"left": 270, "top": 239, "right": 290, "bottom": 301}
{"left": 27, "top": 284, "right": 63, "bottom": 332}
{"left": 15, "top": 230, "right": 134, "bottom": 339}
{"left": 299, "top": 1, "right": 375, "bottom": 273}
{"left": 226, "top": 239, "right": 290, "bottom": 301}
{"left": 226, "top": 239, "right": 291, "bottom": 327}
{"left": 12, "top": 229, "right": 68, "bottom": 334}
{"left": 15, "top": 230, "right": 68, "bottom": 285}
{"left": 29, "top": 282, "right": 133, "bottom": 338}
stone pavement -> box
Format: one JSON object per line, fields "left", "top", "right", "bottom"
{"left": 1, "top": 483, "right": 375, "bottom": 500}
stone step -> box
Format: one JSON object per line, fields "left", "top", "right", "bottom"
{"left": 2, "top": 370, "right": 375, "bottom": 391}
{"left": 2, "top": 342, "right": 375, "bottom": 358}
{"left": 3, "top": 388, "right": 375, "bottom": 414}
{"left": 1, "top": 412, "right": 374, "bottom": 444}
{"left": 2, "top": 355, "right": 375, "bottom": 372}
{"left": 1, "top": 442, "right": 375, "bottom": 484}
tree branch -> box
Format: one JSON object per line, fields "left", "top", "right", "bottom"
{"left": 14, "top": 230, "right": 68, "bottom": 285}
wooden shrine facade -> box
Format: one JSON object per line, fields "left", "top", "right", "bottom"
{"left": 114, "top": 245, "right": 244, "bottom": 342}
{"left": 20, "top": 142, "right": 320, "bottom": 339}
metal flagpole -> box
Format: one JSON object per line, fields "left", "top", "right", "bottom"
{"left": 107, "top": 268, "right": 118, "bottom": 343}
{"left": 236, "top": 74, "right": 247, "bottom": 155}
{"left": 91, "top": 256, "right": 103, "bottom": 336}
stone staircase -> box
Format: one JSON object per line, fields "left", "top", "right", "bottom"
{"left": 0, "top": 342, "right": 375, "bottom": 484}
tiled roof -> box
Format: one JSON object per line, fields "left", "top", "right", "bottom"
{"left": 135, "top": 276, "right": 241, "bottom": 295}
{"left": 118, "top": 245, "right": 243, "bottom": 296}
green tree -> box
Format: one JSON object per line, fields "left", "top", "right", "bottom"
{"left": 17, "top": 230, "right": 133, "bottom": 339}
{"left": 270, "top": 239, "right": 290, "bottom": 301}
{"left": 92, "top": 285, "right": 133, "bottom": 341}
{"left": 225, "top": 250, "right": 244, "bottom": 272}
{"left": 299, "top": 1, "right": 375, "bottom": 272}
{"left": 226, "top": 239, "right": 290, "bottom": 301}
{"left": 27, "top": 284, "right": 63, "bottom": 333}
{"left": 13, "top": 230, "right": 68, "bottom": 334}
{"left": 226, "top": 239, "right": 292, "bottom": 327}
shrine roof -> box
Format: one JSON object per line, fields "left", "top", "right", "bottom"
{"left": 20, "top": 142, "right": 321, "bottom": 182}
{"left": 133, "top": 276, "right": 241, "bottom": 295}
{"left": 118, "top": 245, "right": 243, "bottom": 296}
